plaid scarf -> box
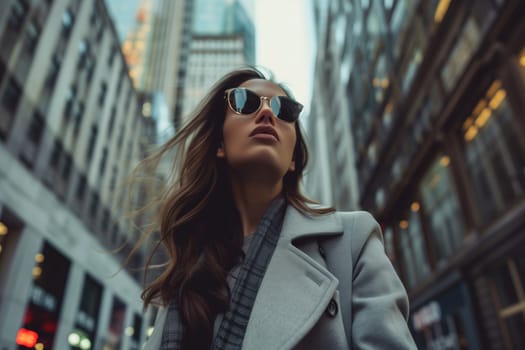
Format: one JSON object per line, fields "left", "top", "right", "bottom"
{"left": 161, "top": 197, "right": 286, "bottom": 349}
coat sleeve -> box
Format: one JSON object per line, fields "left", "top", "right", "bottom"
{"left": 348, "top": 211, "right": 417, "bottom": 349}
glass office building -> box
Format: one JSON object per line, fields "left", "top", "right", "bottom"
{"left": 309, "top": 0, "right": 525, "bottom": 348}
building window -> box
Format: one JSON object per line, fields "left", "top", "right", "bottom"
{"left": 398, "top": 209, "right": 431, "bottom": 288}
{"left": 109, "top": 166, "right": 118, "bottom": 193}
{"left": 86, "top": 125, "right": 98, "bottom": 161}
{"left": 399, "top": 16, "right": 426, "bottom": 94}
{"left": 460, "top": 80, "right": 525, "bottom": 225}
{"left": 73, "top": 101, "right": 85, "bottom": 136}
{"left": 61, "top": 8, "right": 74, "bottom": 37}
{"left": 98, "top": 81, "right": 107, "bottom": 107}
{"left": 86, "top": 55, "right": 96, "bottom": 82}
{"left": 72, "top": 274, "right": 102, "bottom": 348}
{"left": 420, "top": 154, "right": 465, "bottom": 265}
{"left": 129, "top": 313, "right": 143, "bottom": 350}
{"left": 46, "top": 54, "right": 61, "bottom": 88}
{"left": 49, "top": 140, "right": 63, "bottom": 169}
{"left": 62, "top": 153, "right": 72, "bottom": 181}
{"left": 27, "top": 111, "right": 44, "bottom": 145}
{"left": 108, "top": 45, "right": 117, "bottom": 67}
{"left": 77, "top": 39, "right": 89, "bottom": 69}
{"left": 99, "top": 147, "right": 108, "bottom": 176}
{"left": 24, "top": 18, "right": 40, "bottom": 53}
{"left": 104, "top": 297, "right": 127, "bottom": 349}
{"left": 488, "top": 249, "right": 525, "bottom": 349}
{"left": 2, "top": 77, "right": 22, "bottom": 113}
{"left": 101, "top": 209, "right": 109, "bottom": 232}
{"left": 389, "top": 0, "right": 416, "bottom": 60}
{"left": 76, "top": 174, "right": 86, "bottom": 200}
{"left": 89, "top": 192, "right": 99, "bottom": 217}
{"left": 107, "top": 106, "right": 117, "bottom": 137}
{"left": 7, "top": 0, "right": 29, "bottom": 28}
{"left": 441, "top": 17, "right": 482, "bottom": 92}
{"left": 64, "top": 85, "right": 77, "bottom": 122}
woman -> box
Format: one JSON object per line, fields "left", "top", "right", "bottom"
{"left": 136, "top": 68, "right": 416, "bottom": 349}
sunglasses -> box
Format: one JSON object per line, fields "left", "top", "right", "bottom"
{"left": 225, "top": 87, "right": 303, "bottom": 122}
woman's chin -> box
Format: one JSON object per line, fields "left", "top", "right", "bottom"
{"left": 228, "top": 156, "right": 288, "bottom": 181}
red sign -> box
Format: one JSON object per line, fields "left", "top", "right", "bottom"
{"left": 16, "top": 328, "right": 38, "bottom": 348}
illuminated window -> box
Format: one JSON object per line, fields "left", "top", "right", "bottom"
{"left": 461, "top": 81, "right": 525, "bottom": 224}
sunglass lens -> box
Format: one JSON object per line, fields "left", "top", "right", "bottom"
{"left": 229, "top": 88, "right": 259, "bottom": 114}
{"left": 274, "top": 97, "right": 303, "bottom": 122}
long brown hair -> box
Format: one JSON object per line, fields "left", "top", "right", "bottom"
{"left": 129, "top": 67, "right": 334, "bottom": 349}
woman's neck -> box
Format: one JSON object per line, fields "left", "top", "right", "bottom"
{"left": 230, "top": 179, "right": 283, "bottom": 236}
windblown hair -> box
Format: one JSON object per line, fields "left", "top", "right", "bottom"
{"left": 129, "top": 67, "right": 334, "bottom": 349}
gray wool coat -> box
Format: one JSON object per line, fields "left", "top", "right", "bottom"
{"left": 143, "top": 206, "right": 417, "bottom": 349}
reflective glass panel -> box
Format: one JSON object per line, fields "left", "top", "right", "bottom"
{"left": 461, "top": 82, "right": 525, "bottom": 224}
{"left": 420, "top": 155, "right": 465, "bottom": 264}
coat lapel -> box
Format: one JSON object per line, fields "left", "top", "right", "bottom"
{"left": 242, "top": 206, "right": 343, "bottom": 350}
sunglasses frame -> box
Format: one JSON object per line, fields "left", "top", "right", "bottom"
{"left": 224, "top": 87, "right": 303, "bottom": 122}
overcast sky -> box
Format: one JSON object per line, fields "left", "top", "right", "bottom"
{"left": 255, "top": 0, "right": 316, "bottom": 115}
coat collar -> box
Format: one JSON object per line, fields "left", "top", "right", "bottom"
{"left": 242, "top": 205, "right": 343, "bottom": 350}
{"left": 280, "top": 204, "right": 342, "bottom": 241}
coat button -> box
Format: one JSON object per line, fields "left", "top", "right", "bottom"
{"left": 326, "top": 299, "right": 338, "bottom": 317}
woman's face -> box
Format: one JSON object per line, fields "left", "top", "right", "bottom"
{"left": 217, "top": 79, "right": 297, "bottom": 182}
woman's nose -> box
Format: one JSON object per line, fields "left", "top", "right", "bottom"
{"left": 255, "top": 98, "right": 276, "bottom": 124}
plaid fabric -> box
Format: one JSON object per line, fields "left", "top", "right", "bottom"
{"left": 160, "top": 197, "right": 286, "bottom": 349}
{"left": 160, "top": 301, "right": 184, "bottom": 349}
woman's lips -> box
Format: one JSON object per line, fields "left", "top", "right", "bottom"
{"left": 249, "top": 126, "right": 279, "bottom": 140}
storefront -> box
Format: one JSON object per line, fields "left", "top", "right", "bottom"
{"left": 411, "top": 280, "right": 481, "bottom": 350}
{"left": 17, "top": 243, "right": 70, "bottom": 349}
{"left": 0, "top": 199, "right": 149, "bottom": 350}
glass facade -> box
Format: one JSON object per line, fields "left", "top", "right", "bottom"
{"left": 460, "top": 81, "right": 525, "bottom": 225}
{"left": 420, "top": 155, "right": 465, "bottom": 265}
{"left": 317, "top": 0, "right": 525, "bottom": 347}
{"left": 398, "top": 209, "right": 431, "bottom": 288}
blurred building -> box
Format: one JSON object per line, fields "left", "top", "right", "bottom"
{"left": 142, "top": 0, "right": 187, "bottom": 120}
{"left": 308, "top": 0, "right": 525, "bottom": 349}
{"left": 223, "top": 0, "right": 255, "bottom": 66}
{"left": 0, "top": 0, "right": 153, "bottom": 349}
{"left": 175, "top": 0, "right": 255, "bottom": 127}
{"left": 180, "top": 34, "right": 246, "bottom": 123}
{"left": 306, "top": 0, "right": 359, "bottom": 210}
{"left": 107, "top": 0, "right": 190, "bottom": 130}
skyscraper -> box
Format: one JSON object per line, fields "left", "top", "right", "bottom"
{"left": 175, "top": 0, "right": 255, "bottom": 126}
